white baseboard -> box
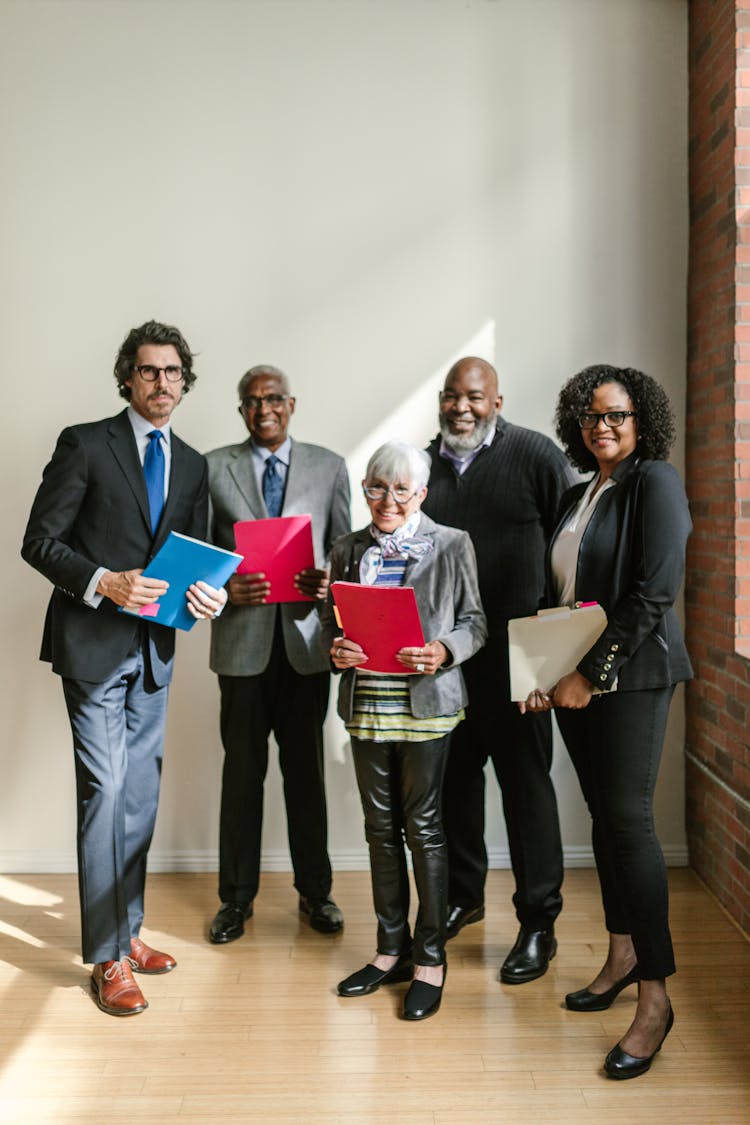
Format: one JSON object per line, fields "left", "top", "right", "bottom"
{"left": 0, "top": 843, "right": 690, "bottom": 875}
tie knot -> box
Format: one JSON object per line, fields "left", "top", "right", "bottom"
{"left": 267, "top": 453, "right": 278, "bottom": 468}
{"left": 147, "top": 430, "right": 161, "bottom": 443}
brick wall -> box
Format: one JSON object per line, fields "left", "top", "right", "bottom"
{"left": 686, "top": 0, "right": 750, "bottom": 935}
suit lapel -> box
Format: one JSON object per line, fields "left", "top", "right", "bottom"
{"left": 227, "top": 441, "right": 267, "bottom": 518}
{"left": 107, "top": 411, "right": 151, "bottom": 534}
{"left": 281, "top": 440, "right": 312, "bottom": 515}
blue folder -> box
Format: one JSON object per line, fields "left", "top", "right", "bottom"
{"left": 119, "top": 531, "right": 242, "bottom": 631}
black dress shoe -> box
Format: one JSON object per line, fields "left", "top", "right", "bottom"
{"left": 445, "top": 903, "right": 485, "bottom": 941}
{"left": 209, "top": 902, "right": 253, "bottom": 944}
{"left": 338, "top": 953, "right": 413, "bottom": 997}
{"left": 500, "top": 926, "right": 557, "bottom": 984}
{"left": 299, "top": 896, "right": 344, "bottom": 934}
{"left": 565, "top": 965, "right": 640, "bottom": 1012}
{"left": 403, "top": 962, "right": 447, "bottom": 1021}
{"left": 604, "top": 1004, "right": 674, "bottom": 1079}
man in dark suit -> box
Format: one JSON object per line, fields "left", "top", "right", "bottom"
{"left": 422, "top": 356, "right": 574, "bottom": 983}
{"left": 22, "top": 320, "right": 226, "bottom": 1017}
{"left": 205, "top": 365, "right": 351, "bottom": 943}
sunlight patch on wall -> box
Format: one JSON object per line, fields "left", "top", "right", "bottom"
{"left": 344, "top": 321, "right": 495, "bottom": 527}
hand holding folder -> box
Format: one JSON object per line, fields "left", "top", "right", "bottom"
{"left": 233, "top": 516, "right": 316, "bottom": 604}
{"left": 119, "top": 532, "right": 242, "bottom": 632}
{"left": 508, "top": 603, "right": 608, "bottom": 701}
{"left": 331, "top": 581, "right": 426, "bottom": 674}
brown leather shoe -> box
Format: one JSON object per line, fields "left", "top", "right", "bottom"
{"left": 91, "top": 959, "right": 148, "bottom": 1016}
{"left": 129, "top": 936, "right": 177, "bottom": 974}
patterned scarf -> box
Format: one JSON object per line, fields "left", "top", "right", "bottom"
{"left": 359, "top": 511, "right": 433, "bottom": 586}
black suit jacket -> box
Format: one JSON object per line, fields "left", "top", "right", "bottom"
{"left": 22, "top": 409, "right": 208, "bottom": 684}
{"left": 547, "top": 453, "right": 693, "bottom": 692}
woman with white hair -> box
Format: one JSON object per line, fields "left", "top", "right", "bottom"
{"left": 321, "top": 440, "right": 486, "bottom": 1020}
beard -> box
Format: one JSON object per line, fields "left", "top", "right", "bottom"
{"left": 439, "top": 410, "right": 497, "bottom": 454}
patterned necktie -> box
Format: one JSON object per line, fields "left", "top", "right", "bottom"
{"left": 262, "top": 453, "right": 284, "bottom": 517}
{"left": 143, "top": 430, "right": 165, "bottom": 534}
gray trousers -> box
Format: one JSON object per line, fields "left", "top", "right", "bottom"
{"left": 62, "top": 638, "right": 169, "bottom": 964}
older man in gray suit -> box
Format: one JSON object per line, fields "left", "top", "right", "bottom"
{"left": 206, "top": 365, "right": 351, "bottom": 943}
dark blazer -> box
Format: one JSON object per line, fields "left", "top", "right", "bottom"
{"left": 22, "top": 409, "right": 208, "bottom": 685}
{"left": 321, "top": 513, "right": 487, "bottom": 721}
{"left": 547, "top": 452, "right": 693, "bottom": 692}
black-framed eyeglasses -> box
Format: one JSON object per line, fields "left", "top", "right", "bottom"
{"left": 241, "top": 394, "right": 289, "bottom": 410}
{"left": 577, "top": 411, "right": 637, "bottom": 430}
{"left": 362, "top": 483, "right": 418, "bottom": 504}
{"left": 133, "top": 364, "right": 184, "bottom": 382}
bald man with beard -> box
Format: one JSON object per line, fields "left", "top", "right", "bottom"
{"left": 422, "top": 357, "right": 574, "bottom": 984}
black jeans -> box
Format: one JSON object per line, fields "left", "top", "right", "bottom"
{"left": 217, "top": 623, "right": 332, "bottom": 905}
{"left": 555, "top": 686, "right": 676, "bottom": 980}
{"left": 350, "top": 734, "right": 451, "bottom": 966}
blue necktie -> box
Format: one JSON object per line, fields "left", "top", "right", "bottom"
{"left": 262, "top": 453, "right": 284, "bottom": 517}
{"left": 144, "top": 430, "right": 165, "bottom": 534}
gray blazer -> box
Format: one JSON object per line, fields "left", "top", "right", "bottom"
{"left": 207, "top": 438, "right": 351, "bottom": 676}
{"left": 321, "top": 513, "right": 487, "bottom": 721}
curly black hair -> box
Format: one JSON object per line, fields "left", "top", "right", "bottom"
{"left": 114, "top": 320, "right": 197, "bottom": 401}
{"left": 555, "top": 364, "right": 676, "bottom": 473}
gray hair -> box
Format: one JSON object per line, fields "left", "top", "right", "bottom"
{"left": 237, "top": 364, "right": 291, "bottom": 399}
{"left": 365, "top": 441, "right": 431, "bottom": 491}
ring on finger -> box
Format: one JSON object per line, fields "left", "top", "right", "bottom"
{"left": 416, "top": 662, "right": 425, "bottom": 673}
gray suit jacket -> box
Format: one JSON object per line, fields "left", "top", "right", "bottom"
{"left": 321, "top": 513, "right": 487, "bottom": 721}
{"left": 207, "top": 437, "right": 351, "bottom": 676}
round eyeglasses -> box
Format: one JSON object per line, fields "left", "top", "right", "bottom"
{"left": 362, "top": 484, "right": 418, "bottom": 504}
{"left": 133, "top": 364, "right": 184, "bottom": 382}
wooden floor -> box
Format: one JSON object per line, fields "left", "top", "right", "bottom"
{"left": 0, "top": 869, "right": 748, "bottom": 1124}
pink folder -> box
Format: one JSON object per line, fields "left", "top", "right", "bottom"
{"left": 233, "top": 515, "right": 315, "bottom": 603}
{"left": 331, "top": 581, "right": 426, "bottom": 674}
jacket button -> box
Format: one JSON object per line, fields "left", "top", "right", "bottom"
{"left": 611, "top": 643, "right": 619, "bottom": 651}
{"left": 599, "top": 673, "right": 607, "bottom": 682}
{"left": 604, "top": 663, "right": 612, "bottom": 670}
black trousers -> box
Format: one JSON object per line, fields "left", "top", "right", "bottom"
{"left": 555, "top": 686, "right": 676, "bottom": 980}
{"left": 217, "top": 624, "right": 332, "bottom": 905}
{"left": 350, "top": 734, "right": 451, "bottom": 966}
{"left": 443, "top": 635, "right": 563, "bottom": 929}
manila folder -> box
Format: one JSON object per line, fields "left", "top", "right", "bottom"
{"left": 508, "top": 604, "right": 608, "bottom": 701}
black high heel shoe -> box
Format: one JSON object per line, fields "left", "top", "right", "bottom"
{"left": 337, "top": 952, "right": 413, "bottom": 997}
{"left": 403, "top": 961, "right": 447, "bottom": 1021}
{"left": 604, "top": 1003, "right": 674, "bottom": 1079}
{"left": 565, "top": 964, "right": 640, "bottom": 1012}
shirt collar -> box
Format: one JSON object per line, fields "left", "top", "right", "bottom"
{"left": 438, "top": 423, "right": 495, "bottom": 470}
{"left": 250, "top": 436, "right": 292, "bottom": 467}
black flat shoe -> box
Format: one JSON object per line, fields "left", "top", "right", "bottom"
{"left": 337, "top": 954, "right": 412, "bottom": 997}
{"left": 402, "top": 962, "right": 447, "bottom": 1021}
{"left": 604, "top": 1004, "right": 674, "bottom": 1080}
{"left": 500, "top": 927, "right": 557, "bottom": 984}
{"left": 209, "top": 902, "right": 253, "bottom": 944}
{"left": 445, "top": 903, "right": 485, "bottom": 941}
{"left": 565, "top": 964, "right": 640, "bottom": 1012}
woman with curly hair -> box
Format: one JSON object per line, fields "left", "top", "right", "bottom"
{"left": 523, "top": 364, "right": 692, "bottom": 1079}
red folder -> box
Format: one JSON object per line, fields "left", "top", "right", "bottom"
{"left": 331, "top": 581, "right": 426, "bottom": 674}
{"left": 233, "top": 515, "right": 315, "bottom": 603}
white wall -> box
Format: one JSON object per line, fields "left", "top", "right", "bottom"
{"left": 1, "top": 0, "right": 689, "bottom": 875}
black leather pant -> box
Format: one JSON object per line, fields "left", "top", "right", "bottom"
{"left": 350, "top": 734, "right": 451, "bottom": 966}
{"left": 556, "top": 686, "right": 676, "bottom": 980}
